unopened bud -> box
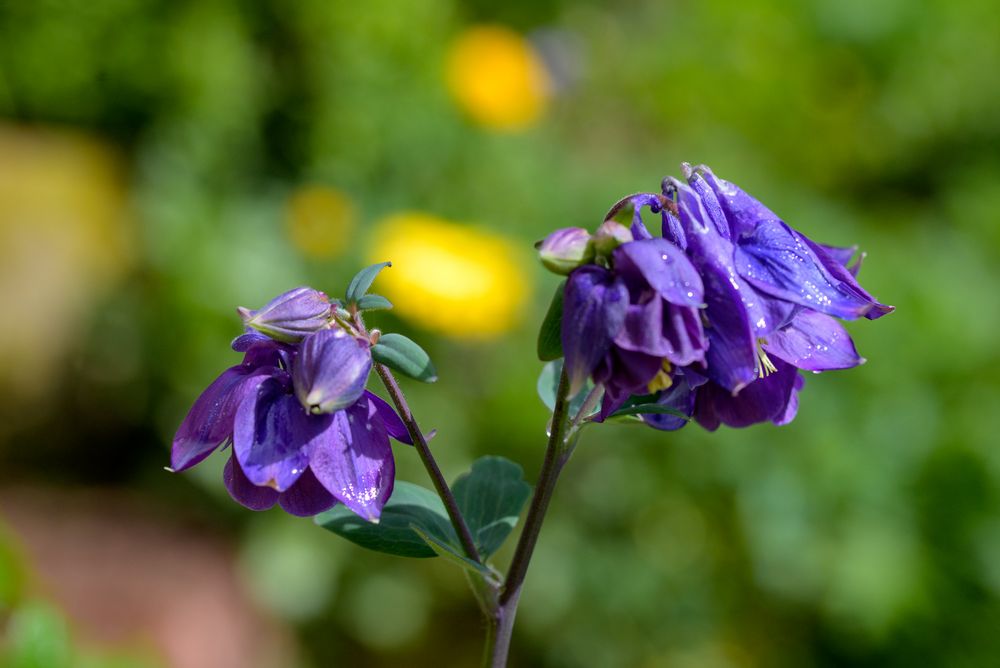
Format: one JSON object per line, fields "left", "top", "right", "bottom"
{"left": 536, "top": 227, "right": 595, "bottom": 275}
{"left": 238, "top": 287, "right": 332, "bottom": 343}
{"left": 593, "top": 220, "right": 633, "bottom": 257}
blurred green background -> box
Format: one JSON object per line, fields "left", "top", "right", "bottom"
{"left": 1, "top": 0, "right": 999, "bottom": 666}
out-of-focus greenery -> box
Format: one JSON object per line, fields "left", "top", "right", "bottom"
{"left": 1, "top": 0, "right": 999, "bottom": 666}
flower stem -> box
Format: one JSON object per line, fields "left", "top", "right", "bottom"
{"left": 374, "top": 362, "right": 482, "bottom": 565}
{"left": 486, "top": 365, "right": 574, "bottom": 667}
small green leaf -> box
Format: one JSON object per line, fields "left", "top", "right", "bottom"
{"left": 536, "top": 360, "right": 602, "bottom": 417}
{"left": 345, "top": 261, "right": 391, "bottom": 304}
{"left": 372, "top": 333, "right": 438, "bottom": 383}
{"left": 537, "top": 281, "right": 565, "bottom": 361}
{"left": 357, "top": 294, "right": 393, "bottom": 311}
{"left": 452, "top": 456, "right": 532, "bottom": 558}
{"left": 315, "top": 481, "right": 456, "bottom": 558}
{"left": 608, "top": 394, "right": 691, "bottom": 421}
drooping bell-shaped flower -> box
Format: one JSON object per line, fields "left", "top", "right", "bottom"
{"left": 238, "top": 287, "right": 333, "bottom": 343}
{"left": 292, "top": 329, "right": 372, "bottom": 414}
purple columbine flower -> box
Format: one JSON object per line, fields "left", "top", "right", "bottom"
{"left": 636, "top": 164, "right": 892, "bottom": 431}
{"left": 172, "top": 289, "right": 411, "bottom": 520}
{"left": 237, "top": 287, "right": 333, "bottom": 343}
{"left": 553, "top": 200, "right": 709, "bottom": 415}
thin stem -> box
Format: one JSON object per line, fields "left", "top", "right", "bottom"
{"left": 374, "top": 362, "right": 483, "bottom": 565}
{"left": 487, "top": 366, "right": 574, "bottom": 666}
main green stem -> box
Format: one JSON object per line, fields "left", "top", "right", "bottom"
{"left": 485, "top": 367, "right": 574, "bottom": 667}
{"left": 375, "top": 363, "right": 483, "bottom": 565}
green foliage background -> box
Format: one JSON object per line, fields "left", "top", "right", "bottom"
{"left": 1, "top": 0, "right": 999, "bottom": 666}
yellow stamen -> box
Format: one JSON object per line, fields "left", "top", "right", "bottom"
{"left": 647, "top": 360, "right": 674, "bottom": 394}
{"left": 756, "top": 338, "right": 777, "bottom": 378}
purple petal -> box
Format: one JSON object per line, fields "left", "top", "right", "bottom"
{"left": 309, "top": 396, "right": 395, "bottom": 522}
{"left": 642, "top": 374, "right": 697, "bottom": 431}
{"left": 735, "top": 218, "right": 890, "bottom": 321}
{"left": 292, "top": 330, "right": 372, "bottom": 414}
{"left": 686, "top": 167, "right": 731, "bottom": 240}
{"left": 364, "top": 390, "right": 413, "bottom": 445}
{"left": 815, "top": 243, "right": 858, "bottom": 268}
{"left": 278, "top": 467, "right": 338, "bottom": 517}
{"left": 613, "top": 238, "right": 704, "bottom": 307}
{"left": 614, "top": 295, "right": 668, "bottom": 356}
{"left": 239, "top": 287, "right": 332, "bottom": 344}
{"left": 662, "top": 302, "right": 707, "bottom": 366}
{"left": 594, "top": 382, "right": 631, "bottom": 423}
{"left": 661, "top": 211, "right": 687, "bottom": 250}
{"left": 802, "top": 236, "right": 890, "bottom": 319}
{"left": 561, "top": 266, "right": 629, "bottom": 394}
{"left": 666, "top": 178, "right": 758, "bottom": 393}
{"left": 223, "top": 455, "right": 278, "bottom": 511}
{"left": 629, "top": 194, "right": 661, "bottom": 241}
{"left": 764, "top": 310, "right": 864, "bottom": 371}
{"left": 171, "top": 366, "right": 277, "bottom": 472}
{"left": 234, "top": 379, "right": 329, "bottom": 492}
{"left": 773, "top": 375, "right": 805, "bottom": 426}
{"left": 594, "top": 347, "right": 663, "bottom": 397}
{"left": 694, "top": 360, "right": 802, "bottom": 430}
{"left": 696, "top": 166, "right": 780, "bottom": 240}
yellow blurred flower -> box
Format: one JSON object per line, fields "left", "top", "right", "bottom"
{"left": 285, "top": 185, "right": 357, "bottom": 259}
{"left": 368, "top": 213, "right": 530, "bottom": 339}
{"left": 445, "top": 25, "right": 551, "bottom": 131}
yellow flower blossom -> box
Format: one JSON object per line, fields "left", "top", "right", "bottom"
{"left": 445, "top": 25, "right": 551, "bottom": 131}
{"left": 285, "top": 185, "right": 357, "bottom": 259}
{"left": 368, "top": 213, "right": 530, "bottom": 338}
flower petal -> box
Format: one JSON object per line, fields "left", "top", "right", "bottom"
{"left": 363, "top": 390, "right": 413, "bottom": 445}
{"left": 802, "top": 236, "right": 889, "bottom": 318}
{"left": 764, "top": 310, "right": 864, "bottom": 371}
{"left": 278, "top": 467, "right": 338, "bottom": 517}
{"left": 666, "top": 178, "right": 758, "bottom": 393}
{"left": 561, "top": 266, "right": 629, "bottom": 394}
{"left": 686, "top": 166, "right": 731, "bottom": 240}
{"left": 735, "top": 218, "right": 891, "bottom": 320}
{"left": 292, "top": 330, "right": 372, "bottom": 414}
{"left": 223, "top": 455, "right": 278, "bottom": 511}
{"left": 642, "top": 374, "right": 698, "bottom": 431}
{"left": 694, "top": 359, "right": 802, "bottom": 430}
{"left": 613, "top": 295, "right": 668, "bottom": 356}
{"left": 662, "top": 302, "right": 707, "bottom": 366}
{"left": 309, "top": 396, "right": 395, "bottom": 522}
{"left": 661, "top": 210, "right": 687, "bottom": 250}
{"left": 696, "top": 166, "right": 780, "bottom": 240}
{"left": 171, "top": 366, "right": 277, "bottom": 472}
{"left": 594, "top": 346, "right": 663, "bottom": 397}
{"left": 613, "top": 238, "right": 704, "bottom": 307}
{"left": 234, "top": 378, "right": 328, "bottom": 492}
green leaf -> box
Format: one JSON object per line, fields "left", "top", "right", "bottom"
{"left": 315, "top": 481, "right": 456, "bottom": 558}
{"left": 537, "top": 281, "right": 565, "bottom": 361}
{"left": 372, "top": 333, "right": 438, "bottom": 383}
{"left": 452, "top": 456, "right": 532, "bottom": 558}
{"left": 608, "top": 394, "right": 691, "bottom": 421}
{"left": 536, "top": 360, "right": 602, "bottom": 417}
{"left": 345, "top": 261, "right": 391, "bottom": 304}
{"left": 356, "top": 294, "right": 393, "bottom": 311}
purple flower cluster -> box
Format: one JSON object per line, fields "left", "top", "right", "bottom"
{"left": 171, "top": 288, "right": 411, "bottom": 520}
{"left": 541, "top": 164, "right": 893, "bottom": 431}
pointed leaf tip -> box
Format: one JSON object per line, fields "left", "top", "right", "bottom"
{"left": 346, "top": 262, "right": 392, "bottom": 304}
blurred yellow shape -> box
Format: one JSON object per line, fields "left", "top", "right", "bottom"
{"left": 446, "top": 25, "right": 551, "bottom": 131}
{"left": 285, "top": 185, "right": 356, "bottom": 259}
{"left": 369, "top": 213, "right": 530, "bottom": 339}
{"left": 0, "top": 125, "right": 132, "bottom": 399}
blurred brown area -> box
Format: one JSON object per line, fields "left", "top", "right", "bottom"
{"left": 1, "top": 486, "right": 296, "bottom": 668}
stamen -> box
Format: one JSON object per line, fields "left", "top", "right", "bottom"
{"left": 647, "top": 360, "right": 674, "bottom": 394}
{"left": 756, "top": 338, "right": 777, "bottom": 378}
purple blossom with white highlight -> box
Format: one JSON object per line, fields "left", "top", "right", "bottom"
{"left": 171, "top": 288, "right": 411, "bottom": 520}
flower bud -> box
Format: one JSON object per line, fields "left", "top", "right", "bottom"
{"left": 293, "top": 329, "right": 372, "bottom": 414}
{"left": 536, "top": 227, "right": 595, "bottom": 275}
{"left": 238, "top": 287, "right": 332, "bottom": 343}
{"left": 593, "top": 220, "right": 633, "bottom": 257}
